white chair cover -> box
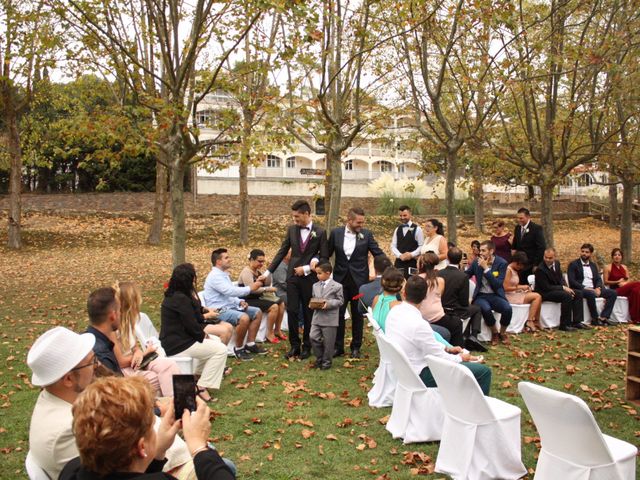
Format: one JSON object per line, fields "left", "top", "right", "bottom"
{"left": 377, "top": 334, "right": 444, "bottom": 443}
{"left": 582, "top": 298, "right": 606, "bottom": 324}
{"left": 540, "top": 302, "right": 562, "bottom": 329}
{"left": 518, "top": 382, "right": 637, "bottom": 480}
{"left": 367, "top": 324, "right": 396, "bottom": 408}
{"left": 25, "top": 451, "right": 50, "bottom": 480}
{"left": 611, "top": 297, "right": 629, "bottom": 323}
{"left": 427, "top": 355, "right": 527, "bottom": 480}
{"left": 478, "top": 304, "right": 530, "bottom": 341}
{"left": 135, "top": 311, "right": 194, "bottom": 373}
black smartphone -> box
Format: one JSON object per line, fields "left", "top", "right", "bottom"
{"left": 173, "top": 374, "right": 197, "bottom": 416}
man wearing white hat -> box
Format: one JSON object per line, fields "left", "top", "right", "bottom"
{"left": 27, "top": 326, "right": 97, "bottom": 479}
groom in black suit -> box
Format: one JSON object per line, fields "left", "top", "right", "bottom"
{"left": 328, "top": 207, "right": 384, "bottom": 358}
{"left": 263, "top": 200, "right": 329, "bottom": 359}
{"left": 512, "top": 207, "right": 546, "bottom": 284}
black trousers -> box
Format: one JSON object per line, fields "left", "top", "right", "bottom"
{"left": 461, "top": 304, "right": 483, "bottom": 337}
{"left": 541, "top": 289, "right": 584, "bottom": 327}
{"left": 286, "top": 274, "right": 316, "bottom": 351}
{"left": 432, "top": 314, "right": 464, "bottom": 347}
{"left": 336, "top": 271, "right": 364, "bottom": 352}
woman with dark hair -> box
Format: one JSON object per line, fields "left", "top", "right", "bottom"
{"left": 418, "top": 252, "right": 464, "bottom": 346}
{"left": 491, "top": 220, "right": 512, "bottom": 262}
{"left": 371, "top": 268, "right": 404, "bottom": 332}
{"left": 604, "top": 248, "right": 640, "bottom": 323}
{"left": 420, "top": 218, "right": 448, "bottom": 269}
{"left": 504, "top": 251, "right": 542, "bottom": 331}
{"left": 160, "top": 263, "right": 228, "bottom": 402}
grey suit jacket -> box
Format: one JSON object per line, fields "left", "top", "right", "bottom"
{"left": 311, "top": 279, "right": 344, "bottom": 327}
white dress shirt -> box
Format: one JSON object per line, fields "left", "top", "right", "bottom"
{"left": 582, "top": 262, "right": 594, "bottom": 288}
{"left": 390, "top": 221, "right": 424, "bottom": 258}
{"left": 343, "top": 226, "right": 357, "bottom": 260}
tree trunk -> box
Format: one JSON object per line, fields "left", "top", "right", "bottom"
{"left": 169, "top": 163, "right": 187, "bottom": 267}
{"left": 539, "top": 182, "right": 554, "bottom": 247}
{"left": 324, "top": 150, "right": 342, "bottom": 231}
{"left": 620, "top": 178, "right": 633, "bottom": 259}
{"left": 608, "top": 183, "right": 618, "bottom": 227}
{"left": 147, "top": 160, "right": 168, "bottom": 245}
{"left": 472, "top": 161, "right": 484, "bottom": 232}
{"left": 238, "top": 153, "right": 249, "bottom": 246}
{"left": 445, "top": 149, "right": 458, "bottom": 245}
{"left": 4, "top": 89, "right": 22, "bottom": 249}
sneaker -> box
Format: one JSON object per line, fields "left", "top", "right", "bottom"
{"left": 245, "top": 343, "right": 268, "bottom": 355}
{"left": 234, "top": 347, "right": 253, "bottom": 361}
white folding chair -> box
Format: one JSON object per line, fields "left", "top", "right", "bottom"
{"left": 377, "top": 334, "right": 444, "bottom": 443}
{"left": 25, "top": 451, "right": 51, "bottom": 480}
{"left": 427, "top": 355, "right": 527, "bottom": 480}
{"left": 367, "top": 323, "right": 396, "bottom": 408}
{"left": 611, "top": 297, "right": 630, "bottom": 323}
{"left": 518, "top": 382, "right": 637, "bottom": 480}
{"left": 539, "top": 302, "right": 562, "bottom": 329}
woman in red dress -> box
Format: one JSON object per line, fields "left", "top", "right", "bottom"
{"left": 603, "top": 248, "right": 640, "bottom": 323}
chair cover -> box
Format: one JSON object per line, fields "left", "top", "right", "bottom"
{"left": 518, "top": 382, "right": 637, "bottom": 480}
{"left": 582, "top": 298, "right": 606, "bottom": 324}
{"left": 367, "top": 327, "right": 396, "bottom": 408}
{"left": 377, "top": 334, "right": 444, "bottom": 443}
{"left": 136, "top": 309, "right": 194, "bottom": 373}
{"left": 611, "top": 297, "right": 629, "bottom": 323}
{"left": 25, "top": 451, "right": 51, "bottom": 480}
{"left": 427, "top": 355, "right": 527, "bottom": 480}
{"left": 478, "top": 304, "right": 529, "bottom": 341}
{"left": 539, "top": 302, "right": 561, "bottom": 329}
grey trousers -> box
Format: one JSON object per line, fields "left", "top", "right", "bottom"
{"left": 310, "top": 324, "right": 337, "bottom": 364}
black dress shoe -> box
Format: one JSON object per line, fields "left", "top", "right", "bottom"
{"left": 590, "top": 318, "right": 603, "bottom": 326}
{"left": 464, "top": 335, "right": 487, "bottom": 352}
{"left": 320, "top": 362, "right": 332, "bottom": 370}
{"left": 350, "top": 348, "right": 361, "bottom": 359}
{"left": 300, "top": 349, "right": 311, "bottom": 360}
{"left": 573, "top": 323, "right": 592, "bottom": 330}
{"left": 333, "top": 349, "right": 345, "bottom": 358}
{"left": 559, "top": 325, "right": 577, "bottom": 332}
{"left": 285, "top": 348, "right": 300, "bottom": 359}
{"left": 311, "top": 359, "right": 322, "bottom": 368}
{"left": 600, "top": 317, "right": 616, "bottom": 326}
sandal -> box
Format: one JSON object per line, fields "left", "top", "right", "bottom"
{"left": 266, "top": 336, "right": 281, "bottom": 344}
{"left": 525, "top": 319, "right": 539, "bottom": 333}
{"left": 275, "top": 332, "right": 288, "bottom": 341}
{"left": 197, "top": 387, "right": 213, "bottom": 402}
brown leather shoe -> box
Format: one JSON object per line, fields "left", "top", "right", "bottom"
{"left": 500, "top": 332, "right": 511, "bottom": 346}
{"left": 491, "top": 332, "right": 499, "bottom": 346}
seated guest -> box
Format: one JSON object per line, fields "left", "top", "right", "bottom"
{"left": 385, "top": 276, "right": 491, "bottom": 395}
{"left": 491, "top": 220, "right": 512, "bottom": 262}
{"left": 238, "top": 249, "right": 286, "bottom": 344}
{"left": 567, "top": 243, "right": 618, "bottom": 326}
{"left": 535, "top": 248, "right": 587, "bottom": 331}
{"left": 504, "top": 252, "right": 542, "bottom": 332}
{"left": 418, "top": 252, "right": 464, "bottom": 347}
{"left": 27, "top": 327, "right": 193, "bottom": 480}
{"left": 84, "top": 287, "right": 125, "bottom": 376}
{"left": 439, "top": 247, "right": 486, "bottom": 352}
{"left": 604, "top": 248, "right": 640, "bottom": 323}
{"left": 359, "top": 254, "right": 392, "bottom": 314}
{"left": 59, "top": 376, "right": 234, "bottom": 480}
{"left": 371, "top": 267, "right": 404, "bottom": 332}
{"left": 114, "top": 281, "right": 181, "bottom": 397}
{"left": 272, "top": 250, "right": 293, "bottom": 338}
{"left": 203, "top": 248, "right": 266, "bottom": 360}
{"left": 468, "top": 240, "right": 481, "bottom": 265}
{"left": 160, "top": 263, "right": 228, "bottom": 402}
{"left": 466, "top": 241, "right": 513, "bottom": 346}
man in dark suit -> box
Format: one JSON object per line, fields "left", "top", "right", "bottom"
{"left": 512, "top": 207, "right": 546, "bottom": 284}
{"left": 262, "top": 200, "right": 329, "bottom": 359}
{"left": 567, "top": 243, "right": 617, "bottom": 326}
{"left": 465, "top": 240, "right": 512, "bottom": 346}
{"left": 328, "top": 207, "right": 385, "bottom": 358}
{"left": 439, "top": 247, "right": 486, "bottom": 352}
{"left": 535, "top": 248, "right": 588, "bottom": 331}
{"left": 358, "top": 255, "right": 392, "bottom": 314}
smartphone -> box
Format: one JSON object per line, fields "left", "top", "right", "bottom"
{"left": 173, "top": 374, "right": 197, "bottom": 416}
{"left": 408, "top": 267, "right": 419, "bottom": 275}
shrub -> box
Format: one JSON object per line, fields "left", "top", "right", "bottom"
{"left": 369, "top": 174, "right": 427, "bottom": 216}
{"left": 438, "top": 197, "right": 475, "bottom": 215}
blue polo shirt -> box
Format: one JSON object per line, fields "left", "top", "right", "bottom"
{"left": 85, "top": 326, "right": 122, "bottom": 375}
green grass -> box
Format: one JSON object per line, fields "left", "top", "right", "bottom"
{"left": 0, "top": 212, "right": 638, "bottom": 479}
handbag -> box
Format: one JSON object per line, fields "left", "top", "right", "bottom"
{"left": 259, "top": 291, "right": 280, "bottom": 303}
{"left": 139, "top": 351, "right": 159, "bottom": 370}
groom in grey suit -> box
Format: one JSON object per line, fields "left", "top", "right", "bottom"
{"left": 310, "top": 263, "right": 344, "bottom": 370}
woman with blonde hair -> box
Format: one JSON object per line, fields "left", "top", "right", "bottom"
{"left": 114, "top": 281, "right": 181, "bottom": 397}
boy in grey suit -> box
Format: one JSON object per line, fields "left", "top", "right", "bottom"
{"left": 310, "top": 263, "right": 344, "bottom": 370}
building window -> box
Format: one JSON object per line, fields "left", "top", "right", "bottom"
{"left": 380, "top": 161, "right": 393, "bottom": 172}
{"left": 195, "top": 109, "right": 214, "bottom": 126}
{"left": 398, "top": 163, "right": 406, "bottom": 174}
{"left": 577, "top": 173, "right": 593, "bottom": 187}
{"left": 286, "top": 157, "right": 296, "bottom": 169}
{"left": 267, "top": 155, "right": 281, "bottom": 168}
{"left": 344, "top": 160, "right": 353, "bottom": 171}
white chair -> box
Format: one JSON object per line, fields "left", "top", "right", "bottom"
{"left": 378, "top": 334, "right": 444, "bottom": 443}
{"left": 539, "top": 302, "right": 562, "bottom": 329}
{"left": 611, "top": 297, "right": 630, "bottom": 323}
{"left": 427, "top": 355, "right": 527, "bottom": 480}
{"left": 518, "top": 382, "right": 637, "bottom": 479}
{"left": 367, "top": 315, "right": 396, "bottom": 408}
{"left": 25, "top": 451, "right": 51, "bottom": 480}
{"left": 582, "top": 297, "right": 606, "bottom": 324}
{"left": 478, "top": 304, "right": 530, "bottom": 341}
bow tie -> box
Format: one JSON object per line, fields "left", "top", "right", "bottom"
{"left": 582, "top": 263, "right": 590, "bottom": 267}
{"left": 299, "top": 226, "right": 310, "bottom": 230}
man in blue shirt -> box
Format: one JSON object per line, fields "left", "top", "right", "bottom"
{"left": 84, "top": 287, "right": 124, "bottom": 375}
{"left": 203, "top": 248, "right": 266, "bottom": 361}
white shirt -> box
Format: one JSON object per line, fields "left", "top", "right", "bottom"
{"left": 343, "top": 226, "right": 357, "bottom": 260}
{"left": 390, "top": 221, "right": 424, "bottom": 258}
{"left": 385, "top": 302, "right": 461, "bottom": 376}
{"left": 582, "top": 262, "right": 594, "bottom": 288}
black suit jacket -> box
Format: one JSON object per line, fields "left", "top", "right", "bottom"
{"left": 512, "top": 221, "right": 546, "bottom": 266}
{"left": 567, "top": 259, "right": 603, "bottom": 290}
{"left": 328, "top": 226, "right": 384, "bottom": 287}
{"left": 268, "top": 223, "right": 329, "bottom": 279}
{"left": 438, "top": 266, "right": 470, "bottom": 317}
{"left": 534, "top": 261, "right": 566, "bottom": 294}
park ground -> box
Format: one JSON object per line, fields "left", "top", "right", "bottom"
{"left": 0, "top": 210, "right": 639, "bottom": 479}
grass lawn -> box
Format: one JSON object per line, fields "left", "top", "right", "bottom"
{"left": 0, "top": 212, "right": 638, "bottom": 479}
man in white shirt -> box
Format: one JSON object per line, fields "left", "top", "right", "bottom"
{"left": 390, "top": 205, "right": 424, "bottom": 278}
{"left": 385, "top": 276, "right": 492, "bottom": 395}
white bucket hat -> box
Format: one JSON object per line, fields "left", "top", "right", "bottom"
{"left": 27, "top": 327, "right": 96, "bottom": 387}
